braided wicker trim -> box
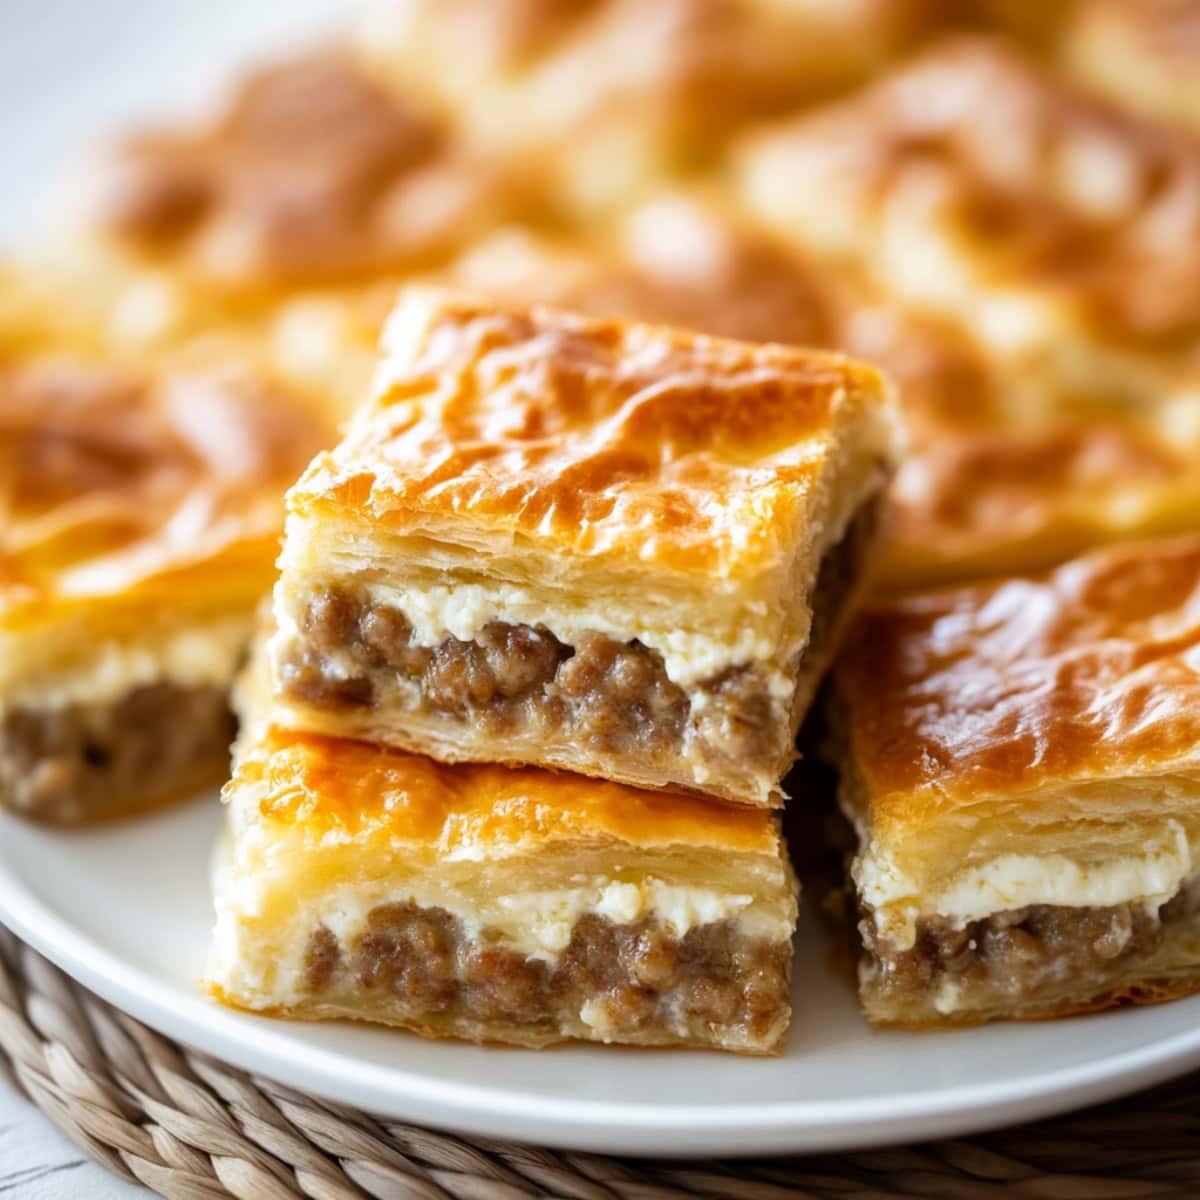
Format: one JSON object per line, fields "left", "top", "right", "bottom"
{"left": 2, "top": 924, "right": 1199, "bottom": 1199}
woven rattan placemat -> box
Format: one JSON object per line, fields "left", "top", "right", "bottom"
{"left": 2, "top": 924, "right": 1198, "bottom": 1200}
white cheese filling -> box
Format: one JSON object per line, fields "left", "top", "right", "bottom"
{"left": 211, "top": 863, "right": 795, "bottom": 1004}
{"left": 858, "top": 819, "right": 1196, "bottom": 950}
{"left": 359, "top": 578, "right": 790, "bottom": 691}
{"left": 0, "top": 615, "right": 252, "bottom": 713}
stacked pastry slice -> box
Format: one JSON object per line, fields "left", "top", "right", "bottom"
{"left": 208, "top": 286, "right": 903, "bottom": 1051}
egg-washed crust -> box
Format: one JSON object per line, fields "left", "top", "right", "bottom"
{"left": 287, "top": 286, "right": 899, "bottom": 582}
{"left": 84, "top": 52, "right": 530, "bottom": 294}
{"left": 0, "top": 336, "right": 327, "bottom": 635}
{"left": 833, "top": 534, "right": 1200, "bottom": 826}
{"left": 876, "top": 415, "right": 1200, "bottom": 592}
{"left": 229, "top": 723, "right": 784, "bottom": 858}
{"left": 1064, "top": 0, "right": 1200, "bottom": 130}
{"left": 735, "top": 35, "right": 1200, "bottom": 360}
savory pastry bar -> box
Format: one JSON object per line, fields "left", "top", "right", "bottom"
{"left": 736, "top": 35, "right": 1200, "bottom": 415}
{"left": 0, "top": 272, "right": 327, "bottom": 824}
{"left": 358, "top": 0, "right": 930, "bottom": 216}
{"left": 830, "top": 535, "right": 1200, "bottom": 1025}
{"left": 209, "top": 717, "right": 798, "bottom": 1052}
{"left": 268, "top": 288, "right": 901, "bottom": 806}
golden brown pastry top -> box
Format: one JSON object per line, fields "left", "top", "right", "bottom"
{"left": 0, "top": 311, "right": 326, "bottom": 629}
{"left": 444, "top": 193, "right": 837, "bottom": 347}
{"left": 878, "top": 415, "right": 1200, "bottom": 590}
{"left": 738, "top": 35, "right": 1200, "bottom": 352}
{"left": 835, "top": 535, "right": 1200, "bottom": 827}
{"left": 87, "top": 53, "right": 516, "bottom": 291}
{"left": 288, "top": 287, "right": 898, "bottom": 579}
{"left": 231, "top": 723, "right": 782, "bottom": 857}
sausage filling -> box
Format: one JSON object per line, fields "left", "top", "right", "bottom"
{"left": 0, "top": 682, "right": 235, "bottom": 825}
{"left": 861, "top": 882, "right": 1200, "bottom": 1017}
{"left": 277, "top": 498, "right": 880, "bottom": 782}
{"left": 301, "top": 904, "right": 791, "bottom": 1048}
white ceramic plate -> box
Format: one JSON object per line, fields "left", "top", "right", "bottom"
{"left": 4, "top": 799, "right": 1200, "bottom": 1157}
{"left": 6, "top": 0, "right": 1200, "bottom": 1162}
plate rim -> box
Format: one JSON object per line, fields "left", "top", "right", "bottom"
{"left": 3, "top": 838, "right": 1200, "bottom": 1157}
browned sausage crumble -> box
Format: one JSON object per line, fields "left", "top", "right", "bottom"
{"left": 0, "top": 682, "right": 235, "bottom": 825}
{"left": 301, "top": 903, "right": 792, "bottom": 1047}
{"left": 277, "top": 498, "right": 880, "bottom": 781}
{"left": 860, "top": 885, "right": 1200, "bottom": 1018}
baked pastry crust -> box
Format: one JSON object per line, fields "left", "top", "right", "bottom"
{"left": 268, "top": 287, "right": 901, "bottom": 805}
{"left": 830, "top": 535, "right": 1200, "bottom": 1024}
{"left": 209, "top": 690, "right": 798, "bottom": 1052}
{"left": 736, "top": 35, "right": 1200, "bottom": 414}
{"left": 0, "top": 269, "right": 327, "bottom": 823}
{"left": 358, "top": 0, "right": 930, "bottom": 215}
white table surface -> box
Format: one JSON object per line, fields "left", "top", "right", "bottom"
{"left": 0, "top": 3, "right": 339, "bottom": 1195}
{"left": 0, "top": 1081, "right": 148, "bottom": 1198}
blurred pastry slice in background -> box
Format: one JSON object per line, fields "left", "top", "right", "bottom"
{"left": 0, "top": 266, "right": 329, "bottom": 825}
{"left": 1064, "top": 0, "right": 1200, "bottom": 131}
{"left": 877, "top": 404, "right": 1200, "bottom": 591}
{"left": 358, "top": 0, "right": 934, "bottom": 218}
{"left": 735, "top": 34, "right": 1200, "bottom": 419}
{"left": 54, "top": 50, "right": 539, "bottom": 417}
{"left": 440, "top": 188, "right": 842, "bottom": 348}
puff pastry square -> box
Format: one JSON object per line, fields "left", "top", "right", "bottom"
{"left": 267, "top": 288, "right": 900, "bottom": 806}
{"left": 736, "top": 35, "right": 1200, "bottom": 413}
{"left": 209, "top": 712, "right": 798, "bottom": 1052}
{"left": 830, "top": 535, "right": 1200, "bottom": 1026}
{"left": 0, "top": 271, "right": 326, "bottom": 824}
{"left": 358, "top": 0, "right": 930, "bottom": 216}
